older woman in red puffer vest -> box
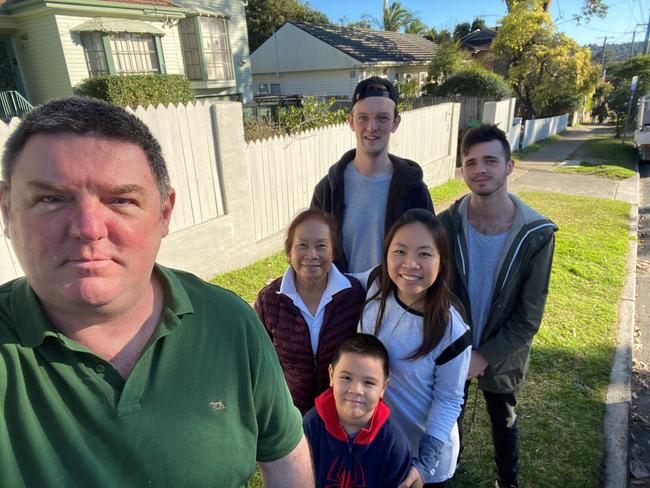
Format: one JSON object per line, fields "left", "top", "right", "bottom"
{"left": 254, "top": 209, "right": 366, "bottom": 415}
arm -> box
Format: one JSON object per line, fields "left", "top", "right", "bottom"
{"left": 253, "top": 290, "right": 273, "bottom": 340}
{"left": 310, "top": 178, "right": 325, "bottom": 210}
{"left": 425, "top": 340, "right": 471, "bottom": 442}
{"left": 417, "top": 182, "right": 434, "bottom": 215}
{"left": 259, "top": 435, "right": 314, "bottom": 488}
{"left": 477, "top": 233, "right": 556, "bottom": 366}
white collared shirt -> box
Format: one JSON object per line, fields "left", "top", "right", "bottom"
{"left": 278, "top": 263, "right": 352, "bottom": 353}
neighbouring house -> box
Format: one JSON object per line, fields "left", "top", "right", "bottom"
{"left": 460, "top": 28, "right": 497, "bottom": 70}
{"left": 250, "top": 21, "right": 438, "bottom": 99}
{"left": 0, "top": 0, "right": 253, "bottom": 114}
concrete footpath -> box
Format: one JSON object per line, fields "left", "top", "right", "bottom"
{"left": 461, "top": 124, "right": 640, "bottom": 487}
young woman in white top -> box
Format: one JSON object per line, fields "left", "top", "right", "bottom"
{"left": 359, "top": 208, "right": 472, "bottom": 487}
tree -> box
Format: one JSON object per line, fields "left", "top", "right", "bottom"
{"left": 590, "top": 82, "right": 612, "bottom": 123}
{"left": 608, "top": 55, "right": 650, "bottom": 96}
{"left": 471, "top": 17, "right": 487, "bottom": 31}
{"left": 492, "top": 1, "right": 599, "bottom": 118}
{"left": 607, "top": 87, "right": 631, "bottom": 137}
{"left": 427, "top": 64, "right": 513, "bottom": 98}
{"left": 246, "top": 0, "right": 330, "bottom": 52}
{"left": 504, "top": 0, "right": 607, "bottom": 20}
{"left": 383, "top": 0, "right": 416, "bottom": 31}
{"left": 405, "top": 19, "right": 429, "bottom": 35}
{"left": 453, "top": 22, "right": 471, "bottom": 41}
{"left": 434, "top": 29, "right": 453, "bottom": 44}
{"left": 337, "top": 15, "right": 374, "bottom": 30}
{"left": 428, "top": 41, "right": 464, "bottom": 84}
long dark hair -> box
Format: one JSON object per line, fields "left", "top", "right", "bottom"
{"left": 365, "top": 209, "right": 452, "bottom": 360}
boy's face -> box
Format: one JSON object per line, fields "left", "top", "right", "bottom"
{"left": 328, "top": 352, "right": 388, "bottom": 434}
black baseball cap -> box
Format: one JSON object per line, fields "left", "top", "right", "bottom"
{"left": 351, "top": 76, "right": 399, "bottom": 109}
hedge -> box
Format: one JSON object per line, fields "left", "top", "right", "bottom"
{"left": 75, "top": 74, "right": 195, "bottom": 108}
{"left": 428, "top": 66, "right": 513, "bottom": 99}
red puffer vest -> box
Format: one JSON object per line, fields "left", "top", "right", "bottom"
{"left": 254, "top": 275, "right": 366, "bottom": 415}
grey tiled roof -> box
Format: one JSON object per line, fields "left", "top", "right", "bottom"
{"left": 460, "top": 29, "right": 497, "bottom": 48}
{"left": 289, "top": 21, "right": 438, "bottom": 64}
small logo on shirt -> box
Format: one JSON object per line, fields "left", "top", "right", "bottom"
{"left": 209, "top": 400, "right": 225, "bottom": 411}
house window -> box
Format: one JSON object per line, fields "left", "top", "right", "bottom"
{"left": 258, "top": 83, "right": 280, "bottom": 95}
{"left": 110, "top": 33, "right": 160, "bottom": 74}
{"left": 81, "top": 32, "right": 109, "bottom": 76}
{"left": 178, "top": 17, "right": 201, "bottom": 80}
{"left": 80, "top": 31, "right": 163, "bottom": 76}
{"left": 179, "top": 16, "right": 234, "bottom": 82}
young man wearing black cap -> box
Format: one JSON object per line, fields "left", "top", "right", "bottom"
{"left": 310, "top": 76, "right": 434, "bottom": 273}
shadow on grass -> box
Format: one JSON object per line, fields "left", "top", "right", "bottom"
{"left": 449, "top": 342, "right": 615, "bottom": 488}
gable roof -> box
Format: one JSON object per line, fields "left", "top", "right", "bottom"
{"left": 460, "top": 29, "right": 497, "bottom": 50}
{"left": 288, "top": 21, "right": 438, "bottom": 64}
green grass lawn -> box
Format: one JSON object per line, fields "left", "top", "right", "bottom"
{"left": 554, "top": 134, "right": 637, "bottom": 180}
{"left": 449, "top": 192, "right": 630, "bottom": 487}
{"left": 512, "top": 134, "right": 562, "bottom": 161}
{"left": 210, "top": 191, "right": 631, "bottom": 488}
{"left": 429, "top": 179, "right": 468, "bottom": 208}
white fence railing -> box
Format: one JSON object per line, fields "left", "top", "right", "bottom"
{"left": 0, "top": 101, "right": 461, "bottom": 282}
{"left": 520, "top": 113, "right": 569, "bottom": 150}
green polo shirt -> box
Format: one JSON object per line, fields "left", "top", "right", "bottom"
{"left": 0, "top": 265, "right": 303, "bottom": 487}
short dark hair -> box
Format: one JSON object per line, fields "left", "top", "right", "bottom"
{"left": 2, "top": 96, "right": 170, "bottom": 198}
{"left": 350, "top": 76, "right": 399, "bottom": 117}
{"left": 284, "top": 208, "right": 340, "bottom": 261}
{"left": 330, "top": 333, "right": 390, "bottom": 379}
{"left": 461, "top": 123, "right": 512, "bottom": 163}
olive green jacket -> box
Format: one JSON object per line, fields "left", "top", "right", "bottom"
{"left": 438, "top": 194, "right": 557, "bottom": 393}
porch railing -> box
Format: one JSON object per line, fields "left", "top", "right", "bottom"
{"left": 0, "top": 90, "right": 32, "bottom": 120}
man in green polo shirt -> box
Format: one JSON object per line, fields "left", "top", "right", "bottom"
{"left": 0, "top": 97, "right": 313, "bottom": 487}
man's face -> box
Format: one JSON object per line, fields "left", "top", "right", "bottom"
{"left": 0, "top": 133, "right": 175, "bottom": 314}
{"left": 347, "top": 97, "right": 400, "bottom": 158}
{"left": 461, "top": 139, "right": 514, "bottom": 197}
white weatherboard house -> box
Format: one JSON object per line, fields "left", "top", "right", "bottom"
{"left": 250, "top": 21, "right": 438, "bottom": 98}
{"left": 0, "top": 0, "right": 253, "bottom": 108}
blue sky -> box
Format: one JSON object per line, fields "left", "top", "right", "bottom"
{"left": 307, "top": 0, "right": 647, "bottom": 47}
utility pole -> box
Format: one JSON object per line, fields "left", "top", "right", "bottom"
{"left": 597, "top": 37, "right": 607, "bottom": 81}
{"left": 631, "top": 30, "right": 637, "bottom": 57}
{"left": 644, "top": 10, "right": 650, "bottom": 54}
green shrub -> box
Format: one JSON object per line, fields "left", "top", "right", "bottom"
{"left": 75, "top": 74, "right": 194, "bottom": 108}
{"left": 277, "top": 96, "right": 347, "bottom": 133}
{"left": 433, "top": 65, "right": 513, "bottom": 98}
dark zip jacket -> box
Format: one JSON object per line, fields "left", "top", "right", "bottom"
{"left": 310, "top": 149, "right": 434, "bottom": 272}
{"left": 303, "top": 388, "right": 412, "bottom": 488}
{"left": 438, "top": 194, "right": 558, "bottom": 393}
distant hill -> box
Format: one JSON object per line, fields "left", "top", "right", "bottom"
{"left": 588, "top": 41, "right": 647, "bottom": 65}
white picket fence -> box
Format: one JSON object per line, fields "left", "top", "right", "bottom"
{"left": 0, "top": 100, "right": 461, "bottom": 282}
{"left": 520, "top": 113, "right": 569, "bottom": 150}
{"left": 127, "top": 103, "right": 226, "bottom": 234}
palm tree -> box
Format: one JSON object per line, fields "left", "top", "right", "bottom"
{"left": 383, "top": 0, "right": 415, "bottom": 32}
{"left": 405, "top": 19, "right": 429, "bottom": 35}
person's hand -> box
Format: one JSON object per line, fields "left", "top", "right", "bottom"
{"left": 467, "top": 351, "right": 488, "bottom": 379}
{"left": 398, "top": 466, "right": 424, "bottom": 488}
